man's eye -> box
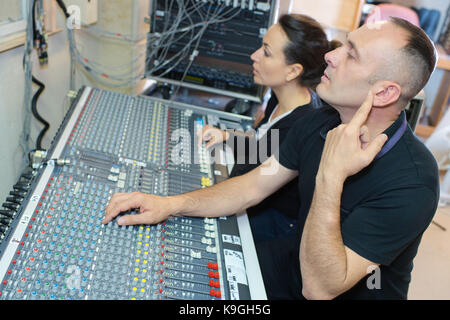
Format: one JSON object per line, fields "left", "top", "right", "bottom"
{"left": 347, "top": 52, "right": 355, "bottom": 59}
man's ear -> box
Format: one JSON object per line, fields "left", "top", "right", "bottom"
{"left": 372, "top": 82, "right": 401, "bottom": 107}
{"left": 286, "top": 63, "right": 303, "bottom": 82}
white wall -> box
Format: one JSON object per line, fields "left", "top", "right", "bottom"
{"left": 389, "top": 0, "right": 449, "bottom": 116}
{"left": 0, "top": 0, "right": 149, "bottom": 204}
{"left": 72, "top": 0, "right": 149, "bottom": 95}
{"left": 0, "top": 17, "right": 71, "bottom": 205}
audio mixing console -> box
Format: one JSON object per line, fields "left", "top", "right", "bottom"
{"left": 0, "top": 86, "right": 266, "bottom": 300}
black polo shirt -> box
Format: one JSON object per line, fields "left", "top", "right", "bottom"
{"left": 259, "top": 104, "right": 439, "bottom": 300}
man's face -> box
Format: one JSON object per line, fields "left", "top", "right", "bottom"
{"left": 316, "top": 22, "right": 406, "bottom": 111}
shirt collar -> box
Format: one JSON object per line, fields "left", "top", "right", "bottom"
{"left": 320, "top": 110, "right": 408, "bottom": 159}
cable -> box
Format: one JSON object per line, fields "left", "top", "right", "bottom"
{"left": 171, "top": 1, "right": 230, "bottom": 97}
{"left": 55, "top": 0, "right": 70, "bottom": 18}
{"left": 31, "top": 75, "right": 49, "bottom": 151}
{"left": 54, "top": 0, "right": 76, "bottom": 89}
{"left": 57, "top": 0, "right": 243, "bottom": 89}
{"left": 20, "top": 0, "right": 36, "bottom": 173}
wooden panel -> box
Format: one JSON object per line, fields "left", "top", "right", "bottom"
{"left": 289, "top": 0, "right": 364, "bottom": 31}
{"left": 436, "top": 45, "right": 450, "bottom": 71}
{"left": 415, "top": 124, "right": 435, "bottom": 138}
{"left": 428, "top": 71, "right": 450, "bottom": 126}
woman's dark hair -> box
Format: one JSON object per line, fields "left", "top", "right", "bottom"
{"left": 278, "top": 14, "right": 341, "bottom": 88}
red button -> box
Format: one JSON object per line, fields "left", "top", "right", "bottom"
{"left": 210, "top": 289, "right": 215, "bottom": 296}
{"left": 215, "top": 290, "right": 221, "bottom": 298}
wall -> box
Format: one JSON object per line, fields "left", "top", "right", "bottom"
{"left": 389, "top": 0, "right": 448, "bottom": 42}
{"left": 289, "top": 0, "right": 449, "bottom": 118}
{"left": 389, "top": 0, "right": 449, "bottom": 116}
{"left": 72, "top": 0, "right": 149, "bottom": 95}
{"left": 0, "top": 11, "right": 71, "bottom": 207}
{"left": 0, "top": 0, "right": 149, "bottom": 204}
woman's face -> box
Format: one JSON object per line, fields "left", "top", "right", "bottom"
{"left": 250, "top": 23, "right": 294, "bottom": 88}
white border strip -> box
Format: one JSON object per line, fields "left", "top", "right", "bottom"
{"left": 236, "top": 211, "right": 267, "bottom": 300}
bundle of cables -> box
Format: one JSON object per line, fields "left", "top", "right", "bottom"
{"left": 29, "top": 0, "right": 70, "bottom": 153}
{"left": 29, "top": 0, "right": 49, "bottom": 152}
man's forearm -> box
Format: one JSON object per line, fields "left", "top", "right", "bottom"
{"left": 300, "top": 171, "right": 348, "bottom": 299}
{"left": 170, "top": 156, "right": 296, "bottom": 219}
{"left": 169, "top": 173, "right": 260, "bottom": 218}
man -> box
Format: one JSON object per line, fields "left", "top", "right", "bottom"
{"left": 102, "top": 18, "right": 439, "bottom": 299}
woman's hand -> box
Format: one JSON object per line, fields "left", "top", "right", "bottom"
{"left": 197, "top": 125, "right": 229, "bottom": 149}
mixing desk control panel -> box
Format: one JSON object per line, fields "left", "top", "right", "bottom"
{"left": 0, "top": 87, "right": 265, "bottom": 300}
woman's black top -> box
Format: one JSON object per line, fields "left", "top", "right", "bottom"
{"left": 227, "top": 90, "right": 322, "bottom": 220}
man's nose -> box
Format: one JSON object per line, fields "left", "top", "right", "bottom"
{"left": 324, "top": 47, "right": 339, "bottom": 69}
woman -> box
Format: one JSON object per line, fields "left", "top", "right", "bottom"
{"left": 199, "top": 14, "right": 340, "bottom": 243}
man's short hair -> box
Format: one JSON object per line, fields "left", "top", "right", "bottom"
{"left": 389, "top": 17, "right": 437, "bottom": 103}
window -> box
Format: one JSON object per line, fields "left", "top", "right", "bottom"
{"left": 0, "top": 0, "right": 27, "bottom": 38}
